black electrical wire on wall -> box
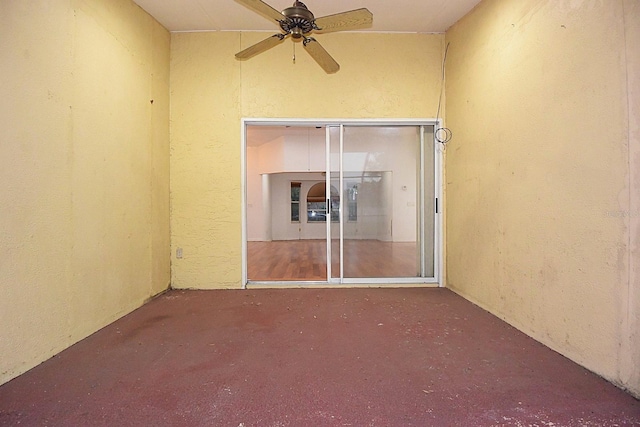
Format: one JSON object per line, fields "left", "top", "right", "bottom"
{"left": 435, "top": 42, "right": 452, "bottom": 149}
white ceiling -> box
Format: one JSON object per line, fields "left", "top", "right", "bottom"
{"left": 132, "top": 0, "right": 481, "bottom": 33}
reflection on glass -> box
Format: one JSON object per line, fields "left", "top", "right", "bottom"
{"left": 306, "top": 182, "right": 339, "bottom": 222}
{"left": 347, "top": 183, "right": 358, "bottom": 221}
{"left": 291, "top": 203, "right": 299, "bottom": 222}
{"left": 341, "top": 126, "right": 421, "bottom": 278}
{"left": 307, "top": 201, "right": 327, "bottom": 222}
{"left": 329, "top": 126, "right": 341, "bottom": 280}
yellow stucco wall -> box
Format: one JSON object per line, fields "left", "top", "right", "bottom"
{"left": 623, "top": 0, "right": 640, "bottom": 399}
{"left": 170, "top": 31, "right": 445, "bottom": 289}
{"left": 445, "top": 0, "right": 640, "bottom": 396}
{"left": 0, "top": 0, "right": 170, "bottom": 385}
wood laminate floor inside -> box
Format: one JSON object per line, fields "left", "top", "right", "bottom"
{"left": 248, "top": 239, "right": 420, "bottom": 281}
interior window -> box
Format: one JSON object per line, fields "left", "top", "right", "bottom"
{"left": 290, "top": 182, "right": 301, "bottom": 222}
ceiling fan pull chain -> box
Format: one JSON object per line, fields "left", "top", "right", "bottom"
{"left": 293, "top": 41, "right": 296, "bottom": 64}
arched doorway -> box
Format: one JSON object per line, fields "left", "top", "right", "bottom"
{"left": 306, "top": 182, "right": 339, "bottom": 223}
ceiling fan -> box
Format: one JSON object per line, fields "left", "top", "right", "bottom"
{"left": 234, "top": 0, "right": 373, "bottom": 74}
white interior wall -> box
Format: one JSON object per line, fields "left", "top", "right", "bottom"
{"left": 246, "top": 145, "right": 263, "bottom": 241}
{"left": 284, "top": 128, "right": 326, "bottom": 172}
{"left": 270, "top": 174, "right": 327, "bottom": 240}
{"left": 341, "top": 127, "right": 419, "bottom": 242}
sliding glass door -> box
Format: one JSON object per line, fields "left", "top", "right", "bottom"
{"left": 244, "top": 120, "right": 440, "bottom": 286}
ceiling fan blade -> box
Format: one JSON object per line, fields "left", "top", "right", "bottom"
{"left": 234, "top": 0, "right": 284, "bottom": 24}
{"left": 303, "top": 37, "right": 340, "bottom": 74}
{"left": 236, "top": 34, "right": 286, "bottom": 60}
{"left": 314, "top": 8, "right": 373, "bottom": 33}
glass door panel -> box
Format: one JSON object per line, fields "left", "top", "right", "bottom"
{"left": 245, "top": 125, "right": 328, "bottom": 282}
{"left": 421, "top": 125, "right": 436, "bottom": 278}
{"left": 341, "top": 126, "right": 423, "bottom": 279}
{"left": 328, "top": 126, "right": 341, "bottom": 281}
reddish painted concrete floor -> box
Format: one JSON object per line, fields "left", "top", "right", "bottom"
{"left": 1, "top": 288, "right": 639, "bottom": 426}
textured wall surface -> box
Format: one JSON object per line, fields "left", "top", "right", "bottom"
{"left": 0, "top": 0, "right": 170, "bottom": 385}
{"left": 445, "top": 0, "right": 640, "bottom": 396}
{"left": 622, "top": 0, "right": 640, "bottom": 398}
{"left": 169, "top": 32, "right": 445, "bottom": 289}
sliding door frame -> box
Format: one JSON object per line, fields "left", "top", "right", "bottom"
{"left": 241, "top": 118, "right": 444, "bottom": 288}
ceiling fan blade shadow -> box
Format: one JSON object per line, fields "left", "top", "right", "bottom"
{"left": 236, "top": 34, "right": 287, "bottom": 60}
{"left": 303, "top": 38, "right": 340, "bottom": 74}
{"left": 314, "top": 8, "right": 373, "bottom": 33}
{"left": 234, "top": 0, "right": 284, "bottom": 24}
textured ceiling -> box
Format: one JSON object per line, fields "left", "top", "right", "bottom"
{"left": 132, "top": 0, "right": 481, "bottom": 33}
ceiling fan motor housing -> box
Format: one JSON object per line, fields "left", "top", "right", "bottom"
{"left": 280, "top": 1, "right": 315, "bottom": 38}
